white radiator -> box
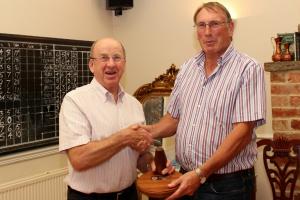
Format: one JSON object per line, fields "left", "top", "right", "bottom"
{"left": 0, "top": 168, "right": 68, "bottom": 200}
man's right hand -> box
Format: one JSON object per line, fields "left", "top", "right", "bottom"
{"left": 123, "top": 124, "right": 153, "bottom": 153}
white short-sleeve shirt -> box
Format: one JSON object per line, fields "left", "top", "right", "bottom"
{"left": 59, "top": 78, "right": 145, "bottom": 193}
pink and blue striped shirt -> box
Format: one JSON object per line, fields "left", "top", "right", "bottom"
{"left": 168, "top": 44, "right": 266, "bottom": 174}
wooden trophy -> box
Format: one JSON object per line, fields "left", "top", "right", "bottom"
{"left": 137, "top": 145, "right": 181, "bottom": 199}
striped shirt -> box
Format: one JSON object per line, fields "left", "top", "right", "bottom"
{"left": 59, "top": 78, "right": 145, "bottom": 193}
{"left": 168, "top": 44, "right": 266, "bottom": 174}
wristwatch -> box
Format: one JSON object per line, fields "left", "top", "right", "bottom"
{"left": 194, "top": 167, "right": 207, "bottom": 184}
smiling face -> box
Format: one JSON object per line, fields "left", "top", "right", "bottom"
{"left": 88, "top": 38, "right": 126, "bottom": 95}
{"left": 195, "top": 7, "right": 234, "bottom": 58}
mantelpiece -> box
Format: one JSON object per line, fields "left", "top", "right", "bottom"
{"left": 265, "top": 61, "right": 300, "bottom": 72}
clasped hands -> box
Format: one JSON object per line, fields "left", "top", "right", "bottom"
{"left": 123, "top": 124, "right": 175, "bottom": 174}
{"left": 125, "top": 124, "right": 153, "bottom": 153}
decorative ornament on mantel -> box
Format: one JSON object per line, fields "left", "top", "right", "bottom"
{"left": 272, "top": 36, "right": 282, "bottom": 62}
{"left": 281, "top": 43, "right": 292, "bottom": 61}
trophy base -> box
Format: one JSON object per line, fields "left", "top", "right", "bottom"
{"left": 137, "top": 171, "right": 182, "bottom": 199}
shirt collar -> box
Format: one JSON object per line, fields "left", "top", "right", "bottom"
{"left": 90, "top": 78, "right": 125, "bottom": 103}
{"left": 195, "top": 42, "right": 235, "bottom": 68}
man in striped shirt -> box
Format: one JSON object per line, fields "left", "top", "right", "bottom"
{"left": 143, "top": 2, "right": 266, "bottom": 200}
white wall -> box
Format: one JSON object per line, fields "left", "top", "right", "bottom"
{"left": 0, "top": 0, "right": 113, "bottom": 40}
{"left": 0, "top": 0, "right": 113, "bottom": 186}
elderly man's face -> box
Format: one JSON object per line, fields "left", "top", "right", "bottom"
{"left": 195, "top": 7, "right": 234, "bottom": 57}
{"left": 89, "top": 38, "right": 125, "bottom": 94}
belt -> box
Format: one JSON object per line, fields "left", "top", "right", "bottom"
{"left": 180, "top": 167, "right": 254, "bottom": 182}
{"left": 68, "top": 182, "right": 136, "bottom": 200}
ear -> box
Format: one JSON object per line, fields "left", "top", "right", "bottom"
{"left": 88, "top": 59, "right": 94, "bottom": 73}
{"left": 228, "top": 21, "right": 234, "bottom": 37}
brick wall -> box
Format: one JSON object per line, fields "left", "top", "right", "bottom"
{"left": 265, "top": 61, "right": 300, "bottom": 137}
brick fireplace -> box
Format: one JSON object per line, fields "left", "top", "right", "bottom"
{"left": 264, "top": 61, "right": 300, "bottom": 199}
{"left": 264, "top": 61, "right": 300, "bottom": 138}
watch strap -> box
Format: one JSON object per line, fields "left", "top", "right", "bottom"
{"left": 194, "top": 167, "right": 207, "bottom": 184}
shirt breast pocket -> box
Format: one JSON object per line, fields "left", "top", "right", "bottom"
{"left": 206, "top": 87, "right": 235, "bottom": 128}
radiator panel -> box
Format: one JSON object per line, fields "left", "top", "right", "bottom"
{"left": 0, "top": 168, "right": 68, "bottom": 200}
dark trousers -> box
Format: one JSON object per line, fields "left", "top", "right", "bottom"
{"left": 67, "top": 183, "right": 138, "bottom": 200}
{"left": 179, "top": 168, "right": 255, "bottom": 200}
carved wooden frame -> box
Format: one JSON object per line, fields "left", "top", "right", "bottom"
{"left": 133, "top": 64, "right": 179, "bottom": 103}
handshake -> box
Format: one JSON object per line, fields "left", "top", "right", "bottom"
{"left": 125, "top": 124, "right": 153, "bottom": 153}
{"left": 121, "top": 123, "right": 175, "bottom": 175}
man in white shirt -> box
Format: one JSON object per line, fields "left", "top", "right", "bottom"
{"left": 59, "top": 37, "right": 153, "bottom": 200}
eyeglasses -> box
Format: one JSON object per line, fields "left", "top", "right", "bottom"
{"left": 90, "top": 55, "right": 124, "bottom": 63}
{"left": 194, "top": 21, "right": 228, "bottom": 31}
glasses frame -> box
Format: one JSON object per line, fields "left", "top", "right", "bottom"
{"left": 90, "top": 55, "right": 125, "bottom": 63}
{"left": 194, "top": 20, "right": 228, "bottom": 31}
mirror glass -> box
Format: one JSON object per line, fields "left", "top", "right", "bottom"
{"left": 143, "top": 96, "right": 164, "bottom": 125}
{"left": 142, "top": 96, "right": 175, "bottom": 163}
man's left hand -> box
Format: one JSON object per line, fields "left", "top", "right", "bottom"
{"left": 166, "top": 170, "right": 202, "bottom": 200}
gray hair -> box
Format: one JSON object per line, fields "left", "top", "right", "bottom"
{"left": 193, "top": 2, "right": 232, "bottom": 24}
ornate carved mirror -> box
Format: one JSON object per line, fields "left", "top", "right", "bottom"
{"left": 133, "top": 64, "right": 179, "bottom": 164}
{"left": 133, "top": 64, "right": 178, "bottom": 124}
